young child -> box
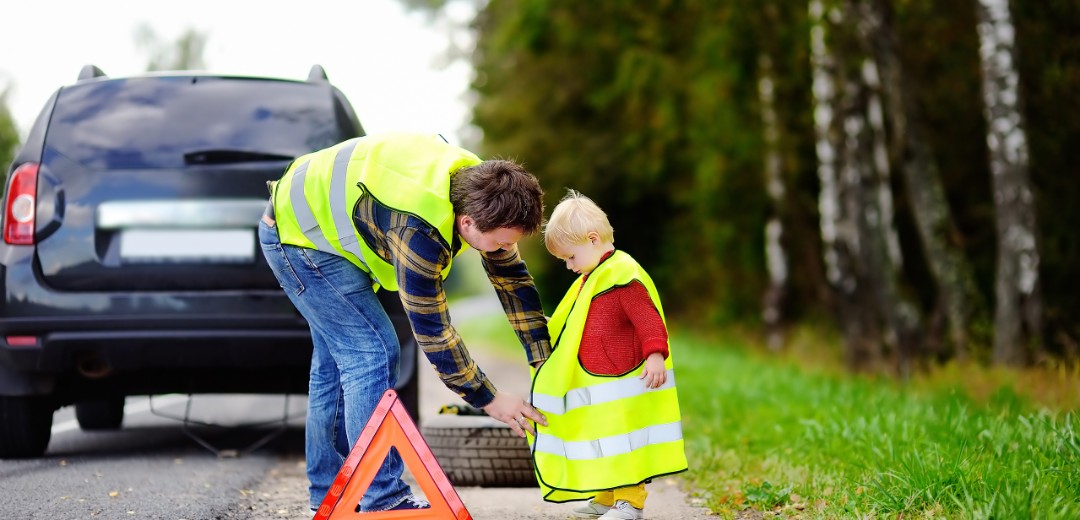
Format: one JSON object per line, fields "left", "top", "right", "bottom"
{"left": 530, "top": 190, "right": 687, "bottom": 520}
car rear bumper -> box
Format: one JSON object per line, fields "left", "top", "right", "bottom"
{"left": 0, "top": 324, "right": 314, "bottom": 400}
{"left": 0, "top": 327, "right": 313, "bottom": 373}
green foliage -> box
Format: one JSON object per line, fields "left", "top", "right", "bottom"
{"left": 0, "top": 88, "right": 19, "bottom": 182}
{"left": 742, "top": 480, "right": 793, "bottom": 509}
{"left": 398, "top": 0, "right": 448, "bottom": 9}
{"left": 471, "top": 0, "right": 775, "bottom": 323}
{"left": 678, "top": 332, "right": 1080, "bottom": 518}
{"left": 135, "top": 24, "right": 208, "bottom": 72}
{"left": 450, "top": 310, "right": 523, "bottom": 360}
{"left": 463, "top": 0, "right": 1080, "bottom": 357}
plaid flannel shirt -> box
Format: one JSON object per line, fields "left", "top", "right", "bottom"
{"left": 353, "top": 196, "right": 551, "bottom": 408}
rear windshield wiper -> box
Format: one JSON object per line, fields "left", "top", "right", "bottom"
{"left": 183, "top": 149, "right": 295, "bottom": 165}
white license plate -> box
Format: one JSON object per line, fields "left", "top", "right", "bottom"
{"left": 119, "top": 229, "right": 255, "bottom": 263}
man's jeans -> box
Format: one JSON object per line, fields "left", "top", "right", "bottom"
{"left": 259, "top": 219, "right": 411, "bottom": 511}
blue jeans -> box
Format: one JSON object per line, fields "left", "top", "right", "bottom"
{"left": 259, "top": 219, "right": 411, "bottom": 511}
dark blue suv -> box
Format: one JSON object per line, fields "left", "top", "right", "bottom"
{"left": 0, "top": 65, "right": 419, "bottom": 458}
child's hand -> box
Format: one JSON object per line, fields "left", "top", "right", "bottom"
{"left": 640, "top": 352, "right": 667, "bottom": 389}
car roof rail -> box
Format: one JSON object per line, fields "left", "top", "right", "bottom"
{"left": 307, "top": 65, "right": 329, "bottom": 83}
{"left": 78, "top": 64, "right": 107, "bottom": 81}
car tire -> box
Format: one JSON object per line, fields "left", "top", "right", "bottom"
{"left": 75, "top": 397, "right": 125, "bottom": 431}
{"left": 0, "top": 395, "right": 54, "bottom": 458}
{"left": 421, "top": 415, "right": 537, "bottom": 488}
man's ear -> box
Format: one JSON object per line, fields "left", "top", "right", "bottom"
{"left": 587, "top": 231, "right": 601, "bottom": 244}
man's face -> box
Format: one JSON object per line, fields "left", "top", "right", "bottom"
{"left": 457, "top": 216, "right": 524, "bottom": 252}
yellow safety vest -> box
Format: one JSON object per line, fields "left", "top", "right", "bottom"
{"left": 530, "top": 251, "right": 687, "bottom": 502}
{"left": 270, "top": 133, "right": 481, "bottom": 291}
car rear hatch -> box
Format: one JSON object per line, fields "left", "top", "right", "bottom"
{"left": 33, "top": 75, "right": 352, "bottom": 292}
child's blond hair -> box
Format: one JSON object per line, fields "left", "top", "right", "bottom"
{"left": 543, "top": 189, "right": 615, "bottom": 254}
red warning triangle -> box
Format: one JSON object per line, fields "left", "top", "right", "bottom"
{"left": 312, "top": 389, "right": 472, "bottom": 520}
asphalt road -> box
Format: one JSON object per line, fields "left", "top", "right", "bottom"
{"left": 0, "top": 393, "right": 308, "bottom": 519}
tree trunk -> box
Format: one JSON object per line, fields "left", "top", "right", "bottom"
{"left": 860, "top": 0, "right": 986, "bottom": 362}
{"left": 974, "top": 0, "right": 1043, "bottom": 365}
{"left": 855, "top": 54, "right": 923, "bottom": 377}
{"left": 758, "top": 54, "right": 789, "bottom": 352}
{"left": 812, "top": 0, "right": 922, "bottom": 373}
{"left": 811, "top": 0, "right": 880, "bottom": 369}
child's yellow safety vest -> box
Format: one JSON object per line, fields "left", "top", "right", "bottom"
{"left": 530, "top": 250, "right": 687, "bottom": 502}
{"left": 270, "top": 133, "right": 480, "bottom": 291}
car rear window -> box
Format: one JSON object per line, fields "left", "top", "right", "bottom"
{"left": 47, "top": 76, "right": 349, "bottom": 170}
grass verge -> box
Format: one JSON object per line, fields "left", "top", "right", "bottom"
{"left": 679, "top": 330, "right": 1080, "bottom": 518}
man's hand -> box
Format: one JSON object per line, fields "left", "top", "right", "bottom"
{"left": 640, "top": 352, "right": 667, "bottom": 389}
{"left": 483, "top": 391, "right": 547, "bottom": 438}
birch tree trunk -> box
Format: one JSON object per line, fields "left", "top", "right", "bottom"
{"left": 811, "top": 0, "right": 880, "bottom": 369}
{"left": 975, "top": 0, "right": 1043, "bottom": 365}
{"left": 811, "top": 0, "right": 859, "bottom": 366}
{"left": 859, "top": 0, "right": 985, "bottom": 361}
{"left": 812, "top": 0, "right": 921, "bottom": 372}
{"left": 758, "top": 54, "right": 789, "bottom": 352}
{"left": 855, "top": 55, "right": 923, "bottom": 377}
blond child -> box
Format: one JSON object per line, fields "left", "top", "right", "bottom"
{"left": 530, "top": 190, "right": 687, "bottom": 520}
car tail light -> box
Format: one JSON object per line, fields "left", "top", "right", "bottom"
{"left": 4, "top": 163, "right": 38, "bottom": 245}
{"left": 6, "top": 336, "right": 38, "bottom": 347}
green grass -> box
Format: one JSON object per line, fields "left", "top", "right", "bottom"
{"left": 677, "top": 332, "right": 1080, "bottom": 519}
{"left": 454, "top": 313, "right": 1080, "bottom": 518}
{"left": 451, "top": 308, "right": 524, "bottom": 360}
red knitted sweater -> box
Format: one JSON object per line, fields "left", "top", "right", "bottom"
{"left": 578, "top": 252, "right": 669, "bottom": 375}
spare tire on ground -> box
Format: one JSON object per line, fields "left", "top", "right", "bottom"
{"left": 421, "top": 414, "right": 536, "bottom": 488}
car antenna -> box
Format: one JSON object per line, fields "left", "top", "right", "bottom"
{"left": 78, "top": 64, "right": 107, "bottom": 81}
{"left": 308, "top": 64, "right": 329, "bottom": 83}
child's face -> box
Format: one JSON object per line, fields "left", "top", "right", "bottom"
{"left": 552, "top": 233, "right": 610, "bottom": 276}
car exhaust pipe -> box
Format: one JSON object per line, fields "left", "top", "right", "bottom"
{"left": 76, "top": 352, "right": 112, "bottom": 379}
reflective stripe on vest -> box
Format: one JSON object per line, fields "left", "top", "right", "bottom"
{"left": 533, "top": 420, "right": 683, "bottom": 460}
{"left": 288, "top": 160, "right": 337, "bottom": 255}
{"left": 327, "top": 140, "right": 368, "bottom": 263}
{"left": 530, "top": 251, "right": 687, "bottom": 499}
{"left": 531, "top": 369, "right": 676, "bottom": 415}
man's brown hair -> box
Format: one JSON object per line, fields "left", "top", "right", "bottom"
{"left": 450, "top": 159, "right": 544, "bottom": 234}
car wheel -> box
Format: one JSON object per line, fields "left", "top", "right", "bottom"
{"left": 75, "top": 397, "right": 125, "bottom": 431}
{"left": 421, "top": 415, "right": 536, "bottom": 488}
{"left": 0, "top": 395, "right": 54, "bottom": 458}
